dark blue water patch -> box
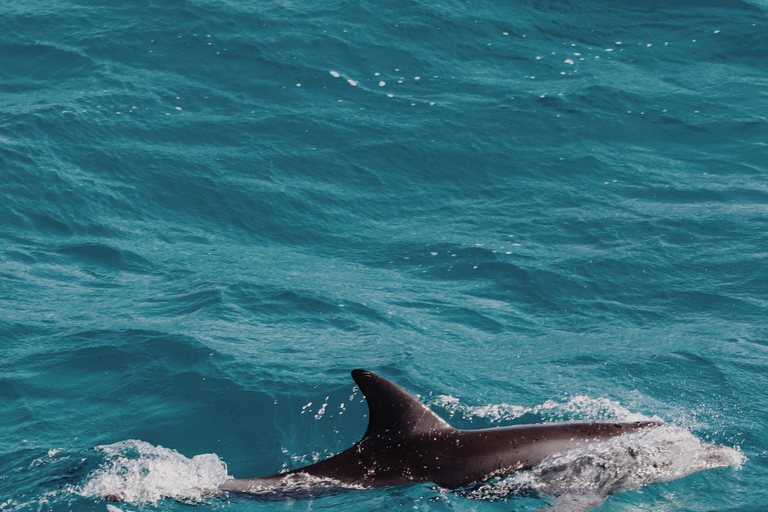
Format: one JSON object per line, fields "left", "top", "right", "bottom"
{"left": 0, "top": 448, "right": 63, "bottom": 498}
{"left": 0, "top": 268, "right": 27, "bottom": 285}
{"left": 362, "top": 242, "right": 682, "bottom": 331}
{"left": 128, "top": 372, "right": 279, "bottom": 459}
{"left": 223, "top": 282, "right": 397, "bottom": 331}
{"left": 0, "top": 143, "right": 40, "bottom": 180}
{"left": 0, "top": 319, "right": 48, "bottom": 343}
{"left": 0, "top": 444, "right": 103, "bottom": 509}
{"left": 9, "top": 329, "right": 219, "bottom": 384}
{"left": 0, "top": 330, "right": 254, "bottom": 451}
{"left": 0, "top": 163, "right": 137, "bottom": 243}
{"left": 26, "top": 213, "right": 74, "bottom": 237}
{"left": 0, "top": 377, "right": 29, "bottom": 405}
{"left": 227, "top": 283, "right": 343, "bottom": 316}
{"left": 50, "top": 150, "right": 353, "bottom": 248}
{"left": 0, "top": 42, "right": 97, "bottom": 92}
{"left": 143, "top": 286, "right": 226, "bottom": 319}
{"left": 622, "top": 351, "right": 736, "bottom": 407}
{"left": 702, "top": 17, "right": 768, "bottom": 64}
{"left": 56, "top": 243, "right": 155, "bottom": 274}
{"left": 391, "top": 299, "right": 506, "bottom": 334}
{"left": 370, "top": 245, "right": 533, "bottom": 277}
{"left": 658, "top": 289, "right": 755, "bottom": 318}
{"left": 565, "top": 85, "right": 649, "bottom": 120}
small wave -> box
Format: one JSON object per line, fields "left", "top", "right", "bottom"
{"left": 463, "top": 424, "right": 745, "bottom": 511}
{"left": 72, "top": 440, "right": 228, "bottom": 505}
{"left": 221, "top": 473, "right": 365, "bottom": 500}
{"left": 432, "top": 394, "right": 531, "bottom": 422}
{"left": 57, "top": 243, "right": 155, "bottom": 274}
{"left": 432, "top": 394, "right": 652, "bottom": 424}
{"left": 533, "top": 395, "right": 652, "bottom": 422}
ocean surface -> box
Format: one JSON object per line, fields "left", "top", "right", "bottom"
{"left": 1, "top": 0, "right": 766, "bottom": 510}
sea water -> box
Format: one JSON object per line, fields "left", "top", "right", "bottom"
{"left": 1, "top": 0, "right": 766, "bottom": 510}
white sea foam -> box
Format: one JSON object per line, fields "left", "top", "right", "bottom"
{"left": 73, "top": 440, "right": 228, "bottom": 505}
{"left": 432, "top": 394, "right": 651, "bottom": 423}
{"left": 464, "top": 424, "right": 744, "bottom": 511}
{"left": 435, "top": 394, "right": 743, "bottom": 509}
{"left": 433, "top": 394, "right": 530, "bottom": 422}
{"left": 224, "top": 472, "right": 365, "bottom": 499}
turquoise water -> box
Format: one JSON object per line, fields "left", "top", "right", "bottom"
{"left": 1, "top": 0, "right": 767, "bottom": 510}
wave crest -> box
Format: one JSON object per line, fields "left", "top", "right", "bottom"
{"left": 432, "top": 393, "right": 653, "bottom": 423}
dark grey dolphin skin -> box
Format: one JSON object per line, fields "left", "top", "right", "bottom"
{"left": 219, "top": 369, "right": 661, "bottom": 493}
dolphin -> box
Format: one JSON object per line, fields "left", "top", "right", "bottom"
{"left": 219, "top": 369, "right": 661, "bottom": 493}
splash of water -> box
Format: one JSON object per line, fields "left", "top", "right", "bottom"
{"left": 73, "top": 440, "right": 228, "bottom": 505}
{"left": 463, "top": 424, "right": 745, "bottom": 511}
{"left": 432, "top": 394, "right": 653, "bottom": 423}
{"left": 221, "top": 473, "right": 365, "bottom": 500}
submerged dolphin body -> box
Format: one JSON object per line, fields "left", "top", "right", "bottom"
{"left": 219, "top": 369, "right": 661, "bottom": 493}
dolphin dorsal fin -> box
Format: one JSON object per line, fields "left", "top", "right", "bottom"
{"left": 352, "top": 369, "right": 451, "bottom": 439}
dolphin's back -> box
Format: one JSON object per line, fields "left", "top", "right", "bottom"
{"left": 427, "top": 421, "right": 658, "bottom": 488}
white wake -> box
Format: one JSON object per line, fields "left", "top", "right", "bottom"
{"left": 462, "top": 424, "right": 744, "bottom": 510}
{"left": 73, "top": 440, "right": 228, "bottom": 505}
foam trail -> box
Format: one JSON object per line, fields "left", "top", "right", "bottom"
{"left": 73, "top": 440, "right": 228, "bottom": 505}
{"left": 465, "top": 424, "right": 745, "bottom": 511}
{"left": 433, "top": 394, "right": 653, "bottom": 423}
